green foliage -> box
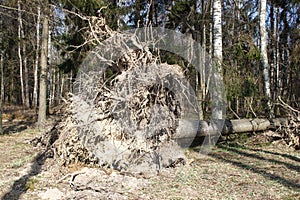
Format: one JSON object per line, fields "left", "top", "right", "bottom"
{"left": 243, "top": 77, "right": 258, "bottom": 97}
{"left": 166, "top": 0, "right": 199, "bottom": 32}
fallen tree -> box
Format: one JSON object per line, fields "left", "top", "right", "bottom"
{"left": 176, "top": 118, "right": 288, "bottom": 138}
{"left": 32, "top": 13, "right": 299, "bottom": 174}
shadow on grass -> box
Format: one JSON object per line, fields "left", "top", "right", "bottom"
{"left": 3, "top": 121, "right": 35, "bottom": 134}
{"left": 246, "top": 147, "right": 300, "bottom": 163}
{"left": 207, "top": 144, "right": 300, "bottom": 190}
{"left": 1, "top": 148, "right": 49, "bottom": 200}
{"left": 218, "top": 145, "right": 300, "bottom": 173}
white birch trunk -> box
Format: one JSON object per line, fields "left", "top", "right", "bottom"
{"left": 51, "top": 67, "right": 56, "bottom": 106}
{"left": 260, "top": 0, "right": 272, "bottom": 113}
{"left": 18, "top": 0, "right": 25, "bottom": 105}
{"left": 275, "top": 7, "right": 280, "bottom": 97}
{"left": 18, "top": 0, "right": 29, "bottom": 107}
{"left": 213, "top": 0, "right": 222, "bottom": 62}
{"left": 209, "top": 1, "right": 213, "bottom": 56}
{"left": 34, "top": 6, "right": 41, "bottom": 108}
{"left": 47, "top": 28, "right": 51, "bottom": 111}
{"left": 212, "top": 0, "right": 223, "bottom": 120}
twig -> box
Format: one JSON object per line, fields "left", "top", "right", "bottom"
{"left": 229, "top": 103, "right": 240, "bottom": 119}
{"left": 277, "top": 96, "right": 300, "bottom": 114}
{"left": 56, "top": 171, "right": 84, "bottom": 184}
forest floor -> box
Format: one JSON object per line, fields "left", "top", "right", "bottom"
{"left": 0, "top": 106, "right": 299, "bottom": 200}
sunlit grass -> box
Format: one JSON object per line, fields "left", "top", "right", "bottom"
{"left": 9, "top": 155, "right": 34, "bottom": 169}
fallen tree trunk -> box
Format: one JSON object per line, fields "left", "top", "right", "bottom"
{"left": 175, "top": 118, "right": 288, "bottom": 139}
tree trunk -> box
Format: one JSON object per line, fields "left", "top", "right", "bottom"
{"left": 212, "top": 0, "right": 223, "bottom": 120}
{"left": 260, "top": 0, "right": 272, "bottom": 116}
{"left": 175, "top": 118, "right": 287, "bottom": 139}
{"left": 34, "top": 6, "right": 41, "bottom": 109}
{"left": 213, "top": 0, "right": 222, "bottom": 63}
{"left": 38, "top": 15, "right": 49, "bottom": 128}
{"left": 275, "top": 7, "right": 280, "bottom": 99}
{"left": 0, "top": 50, "right": 3, "bottom": 135}
{"left": 46, "top": 28, "right": 51, "bottom": 115}
{"left": 209, "top": 1, "right": 213, "bottom": 56}
{"left": 19, "top": 0, "right": 29, "bottom": 108}
{"left": 18, "top": 0, "right": 25, "bottom": 106}
{"left": 23, "top": 43, "right": 29, "bottom": 107}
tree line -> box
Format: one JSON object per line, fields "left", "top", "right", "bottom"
{"left": 0, "top": 0, "right": 299, "bottom": 133}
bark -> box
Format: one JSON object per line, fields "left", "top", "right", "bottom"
{"left": 46, "top": 28, "right": 51, "bottom": 115}
{"left": 0, "top": 50, "right": 3, "bottom": 134}
{"left": 0, "top": 50, "right": 3, "bottom": 101}
{"left": 260, "top": 0, "right": 272, "bottom": 115}
{"left": 56, "top": 71, "right": 60, "bottom": 105}
{"left": 212, "top": 0, "right": 223, "bottom": 120}
{"left": 38, "top": 15, "right": 49, "bottom": 128}
{"left": 18, "top": 0, "right": 29, "bottom": 107}
{"left": 18, "top": 0, "right": 25, "bottom": 105}
{"left": 0, "top": 17, "right": 3, "bottom": 134}
{"left": 213, "top": 0, "right": 222, "bottom": 63}
{"left": 275, "top": 7, "right": 280, "bottom": 98}
{"left": 196, "top": 2, "right": 208, "bottom": 120}
{"left": 51, "top": 67, "right": 56, "bottom": 106}
{"left": 34, "top": 6, "right": 41, "bottom": 109}
{"left": 209, "top": 1, "right": 213, "bottom": 56}
{"left": 23, "top": 42, "right": 29, "bottom": 107}
{"left": 175, "top": 118, "right": 288, "bottom": 138}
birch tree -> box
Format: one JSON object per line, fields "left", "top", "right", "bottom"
{"left": 33, "top": 5, "right": 41, "bottom": 109}
{"left": 259, "top": 0, "right": 272, "bottom": 115}
{"left": 212, "top": 0, "right": 223, "bottom": 119}
{"left": 17, "top": 0, "right": 25, "bottom": 106}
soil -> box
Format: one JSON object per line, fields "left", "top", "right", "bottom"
{"left": 0, "top": 106, "right": 299, "bottom": 200}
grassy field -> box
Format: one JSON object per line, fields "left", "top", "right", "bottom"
{"left": 0, "top": 108, "right": 299, "bottom": 199}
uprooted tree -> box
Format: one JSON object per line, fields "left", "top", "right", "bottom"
{"left": 33, "top": 11, "right": 299, "bottom": 174}
{"left": 35, "top": 14, "right": 204, "bottom": 173}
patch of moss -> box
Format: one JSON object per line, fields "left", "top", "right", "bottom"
{"left": 25, "top": 178, "right": 39, "bottom": 191}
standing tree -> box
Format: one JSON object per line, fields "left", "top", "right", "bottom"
{"left": 38, "top": 13, "right": 49, "bottom": 128}
{"left": 212, "top": 0, "right": 223, "bottom": 120}
{"left": 33, "top": 5, "right": 41, "bottom": 109}
{"left": 0, "top": 50, "right": 3, "bottom": 135}
{"left": 260, "top": 0, "right": 272, "bottom": 116}
{"left": 0, "top": 15, "right": 3, "bottom": 134}
{"left": 17, "top": 0, "right": 25, "bottom": 106}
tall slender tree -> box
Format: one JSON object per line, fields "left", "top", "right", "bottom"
{"left": 212, "top": 0, "right": 223, "bottom": 119}
{"left": 0, "top": 50, "right": 3, "bottom": 134}
{"left": 38, "top": 13, "right": 49, "bottom": 128}
{"left": 260, "top": 0, "right": 272, "bottom": 116}
{"left": 17, "top": 0, "right": 25, "bottom": 106}
{"left": 33, "top": 5, "right": 41, "bottom": 109}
